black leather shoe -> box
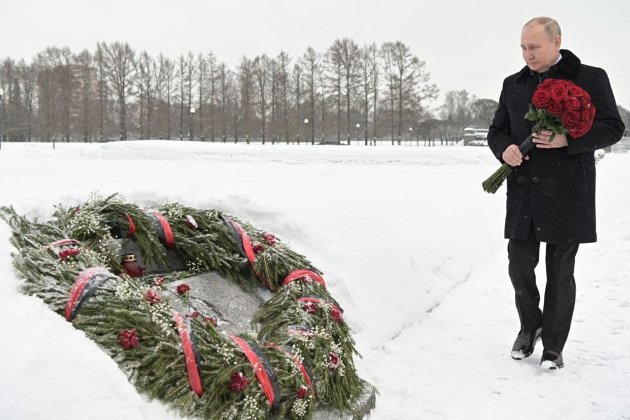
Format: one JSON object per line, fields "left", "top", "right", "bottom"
{"left": 540, "top": 350, "right": 564, "bottom": 370}
{"left": 511, "top": 327, "right": 542, "bottom": 360}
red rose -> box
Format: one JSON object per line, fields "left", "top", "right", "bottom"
{"left": 532, "top": 89, "right": 552, "bottom": 108}
{"left": 153, "top": 276, "right": 165, "bottom": 287}
{"left": 302, "top": 301, "right": 318, "bottom": 314}
{"left": 176, "top": 283, "right": 191, "bottom": 296}
{"left": 328, "top": 352, "right": 340, "bottom": 369}
{"left": 144, "top": 289, "right": 161, "bottom": 305}
{"left": 228, "top": 372, "right": 250, "bottom": 393}
{"left": 568, "top": 85, "right": 585, "bottom": 98}
{"left": 561, "top": 109, "right": 581, "bottom": 127}
{"left": 547, "top": 101, "right": 564, "bottom": 116}
{"left": 119, "top": 328, "right": 139, "bottom": 350}
{"left": 330, "top": 306, "right": 344, "bottom": 323}
{"left": 252, "top": 242, "right": 264, "bottom": 254}
{"left": 563, "top": 96, "right": 582, "bottom": 111}
{"left": 550, "top": 83, "right": 569, "bottom": 102}
{"left": 568, "top": 122, "right": 590, "bottom": 138}
{"left": 263, "top": 232, "right": 276, "bottom": 246}
{"left": 296, "top": 385, "right": 309, "bottom": 399}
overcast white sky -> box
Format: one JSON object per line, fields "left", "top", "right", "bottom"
{"left": 1, "top": 0, "right": 629, "bottom": 109}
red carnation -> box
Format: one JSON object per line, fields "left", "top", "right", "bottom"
{"left": 228, "top": 372, "right": 250, "bottom": 393}
{"left": 153, "top": 276, "right": 165, "bottom": 287}
{"left": 184, "top": 215, "right": 198, "bottom": 229}
{"left": 296, "top": 385, "right": 309, "bottom": 399}
{"left": 328, "top": 352, "right": 340, "bottom": 369}
{"left": 330, "top": 306, "right": 344, "bottom": 324}
{"left": 59, "top": 248, "right": 80, "bottom": 260}
{"left": 252, "top": 242, "right": 265, "bottom": 254}
{"left": 263, "top": 232, "right": 276, "bottom": 246}
{"left": 119, "top": 328, "right": 139, "bottom": 350}
{"left": 302, "top": 301, "right": 318, "bottom": 314}
{"left": 189, "top": 311, "right": 200, "bottom": 318}
{"left": 176, "top": 283, "right": 191, "bottom": 296}
{"left": 144, "top": 289, "right": 161, "bottom": 305}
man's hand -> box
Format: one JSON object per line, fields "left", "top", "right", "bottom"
{"left": 532, "top": 129, "right": 568, "bottom": 148}
{"left": 502, "top": 144, "right": 528, "bottom": 167}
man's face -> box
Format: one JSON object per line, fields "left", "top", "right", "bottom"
{"left": 520, "top": 24, "right": 561, "bottom": 73}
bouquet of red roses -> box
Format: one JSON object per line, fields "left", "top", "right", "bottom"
{"left": 482, "top": 78, "right": 596, "bottom": 193}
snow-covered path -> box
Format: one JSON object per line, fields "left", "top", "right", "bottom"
{"left": 0, "top": 142, "right": 628, "bottom": 419}
{"left": 365, "top": 153, "right": 630, "bottom": 419}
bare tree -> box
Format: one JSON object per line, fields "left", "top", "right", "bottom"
{"left": 102, "top": 42, "right": 136, "bottom": 140}
{"left": 276, "top": 51, "right": 290, "bottom": 144}
{"left": 16, "top": 60, "right": 37, "bottom": 141}
{"left": 185, "top": 52, "right": 195, "bottom": 140}
{"left": 217, "top": 62, "right": 229, "bottom": 142}
{"left": 155, "top": 54, "right": 174, "bottom": 140}
{"left": 292, "top": 63, "right": 303, "bottom": 143}
{"left": 253, "top": 54, "right": 271, "bottom": 144}
{"left": 326, "top": 41, "right": 345, "bottom": 143}
{"left": 196, "top": 53, "right": 208, "bottom": 140}
{"left": 301, "top": 47, "right": 319, "bottom": 144}
{"left": 177, "top": 54, "right": 186, "bottom": 140}
{"left": 138, "top": 51, "right": 156, "bottom": 139}
{"left": 75, "top": 49, "right": 95, "bottom": 141}
{"left": 238, "top": 56, "right": 255, "bottom": 143}
{"left": 357, "top": 44, "right": 378, "bottom": 145}
{"left": 94, "top": 43, "right": 108, "bottom": 141}
{"left": 470, "top": 98, "right": 499, "bottom": 128}
{"left": 381, "top": 41, "right": 438, "bottom": 145}
{"left": 206, "top": 52, "right": 217, "bottom": 141}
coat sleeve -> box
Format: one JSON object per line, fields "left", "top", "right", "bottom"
{"left": 567, "top": 69, "right": 625, "bottom": 154}
{"left": 487, "top": 77, "right": 515, "bottom": 162}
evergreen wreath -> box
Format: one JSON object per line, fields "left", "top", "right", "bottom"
{"left": 0, "top": 193, "right": 367, "bottom": 419}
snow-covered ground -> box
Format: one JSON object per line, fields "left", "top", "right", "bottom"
{"left": 0, "top": 141, "right": 628, "bottom": 419}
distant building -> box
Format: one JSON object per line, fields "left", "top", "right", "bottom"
{"left": 463, "top": 127, "right": 488, "bottom": 146}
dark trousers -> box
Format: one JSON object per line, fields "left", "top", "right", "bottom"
{"left": 508, "top": 231, "right": 579, "bottom": 353}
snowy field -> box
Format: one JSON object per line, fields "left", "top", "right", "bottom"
{"left": 0, "top": 141, "right": 629, "bottom": 419}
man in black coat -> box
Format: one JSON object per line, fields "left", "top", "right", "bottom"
{"left": 487, "top": 16, "right": 625, "bottom": 370}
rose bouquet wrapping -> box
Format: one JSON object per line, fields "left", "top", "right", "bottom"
{"left": 482, "top": 78, "right": 596, "bottom": 193}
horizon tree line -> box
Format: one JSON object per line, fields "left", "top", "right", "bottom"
{"left": 0, "top": 39, "right": 510, "bottom": 145}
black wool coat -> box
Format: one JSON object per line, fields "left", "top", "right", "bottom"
{"left": 488, "top": 49, "right": 625, "bottom": 244}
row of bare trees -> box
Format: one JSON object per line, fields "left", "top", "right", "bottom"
{"left": 0, "top": 39, "right": 502, "bottom": 145}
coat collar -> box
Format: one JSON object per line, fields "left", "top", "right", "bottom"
{"left": 515, "top": 49, "right": 581, "bottom": 81}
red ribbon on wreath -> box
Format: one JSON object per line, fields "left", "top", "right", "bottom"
{"left": 174, "top": 312, "right": 203, "bottom": 397}
{"left": 65, "top": 267, "right": 116, "bottom": 321}
{"left": 265, "top": 343, "right": 316, "bottom": 397}
{"left": 224, "top": 218, "right": 274, "bottom": 289}
{"left": 150, "top": 210, "right": 175, "bottom": 249}
{"left": 126, "top": 213, "right": 136, "bottom": 237}
{"left": 230, "top": 336, "right": 280, "bottom": 410}
{"left": 282, "top": 269, "right": 326, "bottom": 288}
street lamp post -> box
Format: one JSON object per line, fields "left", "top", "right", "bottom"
{"left": 409, "top": 126, "right": 413, "bottom": 146}
{"left": 304, "top": 118, "right": 309, "bottom": 145}
{"left": 189, "top": 107, "right": 196, "bottom": 141}
{"left": 356, "top": 123, "right": 360, "bottom": 145}
{"left": 0, "top": 88, "right": 3, "bottom": 150}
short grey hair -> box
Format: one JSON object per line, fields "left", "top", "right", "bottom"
{"left": 523, "top": 17, "right": 562, "bottom": 39}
